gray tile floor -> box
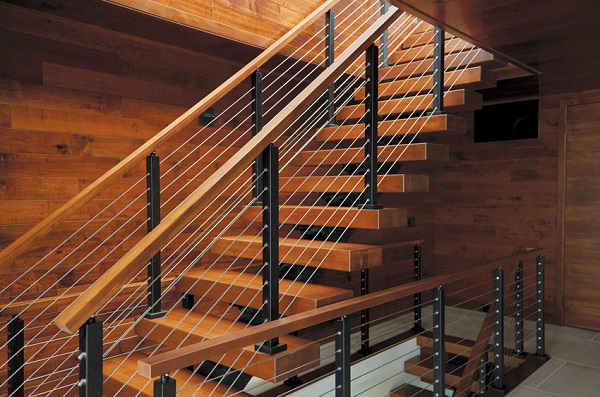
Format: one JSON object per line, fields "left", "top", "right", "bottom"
{"left": 510, "top": 323, "right": 600, "bottom": 397}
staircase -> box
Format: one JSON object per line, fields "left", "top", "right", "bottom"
{"left": 0, "top": 3, "right": 537, "bottom": 397}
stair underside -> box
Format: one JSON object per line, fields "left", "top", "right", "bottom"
{"left": 296, "top": 143, "right": 449, "bottom": 166}
{"left": 242, "top": 205, "right": 408, "bottom": 229}
{"left": 103, "top": 353, "right": 250, "bottom": 397}
{"left": 316, "top": 114, "right": 466, "bottom": 142}
{"left": 176, "top": 269, "right": 353, "bottom": 315}
{"left": 136, "top": 309, "right": 319, "bottom": 382}
{"left": 381, "top": 50, "right": 506, "bottom": 82}
{"left": 405, "top": 355, "right": 464, "bottom": 387}
{"left": 391, "top": 384, "right": 434, "bottom": 397}
{"left": 280, "top": 174, "right": 429, "bottom": 194}
{"left": 337, "top": 90, "right": 482, "bottom": 121}
{"left": 390, "top": 37, "right": 477, "bottom": 64}
{"left": 212, "top": 236, "right": 382, "bottom": 271}
{"left": 417, "top": 333, "right": 526, "bottom": 368}
{"left": 355, "top": 67, "right": 496, "bottom": 100}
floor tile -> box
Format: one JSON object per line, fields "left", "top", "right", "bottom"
{"left": 543, "top": 333, "right": 600, "bottom": 368}
{"left": 537, "top": 362, "right": 600, "bottom": 397}
{"left": 508, "top": 386, "right": 565, "bottom": 397}
{"left": 520, "top": 358, "right": 565, "bottom": 389}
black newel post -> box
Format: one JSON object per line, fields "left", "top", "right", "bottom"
{"left": 8, "top": 315, "right": 25, "bottom": 397}
{"left": 492, "top": 268, "right": 505, "bottom": 392}
{"left": 515, "top": 260, "right": 524, "bottom": 355}
{"left": 432, "top": 286, "right": 446, "bottom": 397}
{"left": 431, "top": 26, "right": 445, "bottom": 115}
{"left": 536, "top": 255, "right": 546, "bottom": 358}
{"left": 251, "top": 70, "right": 264, "bottom": 205}
{"left": 325, "top": 10, "right": 336, "bottom": 125}
{"left": 146, "top": 152, "right": 166, "bottom": 318}
{"left": 412, "top": 244, "right": 424, "bottom": 332}
{"left": 78, "top": 317, "right": 103, "bottom": 397}
{"left": 154, "top": 374, "right": 176, "bottom": 397}
{"left": 335, "top": 316, "right": 351, "bottom": 397}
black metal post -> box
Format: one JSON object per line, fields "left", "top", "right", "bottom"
{"left": 146, "top": 153, "right": 166, "bottom": 319}
{"left": 379, "top": 1, "right": 389, "bottom": 67}
{"left": 360, "top": 44, "right": 383, "bottom": 210}
{"left": 536, "top": 255, "right": 546, "bottom": 358}
{"left": 492, "top": 268, "right": 505, "bottom": 392}
{"left": 412, "top": 244, "right": 424, "bottom": 332}
{"left": 431, "top": 26, "right": 445, "bottom": 115}
{"left": 181, "top": 293, "right": 194, "bottom": 309}
{"left": 251, "top": 70, "right": 264, "bottom": 205}
{"left": 432, "top": 286, "right": 445, "bottom": 397}
{"left": 477, "top": 352, "right": 488, "bottom": 395}
{"left": 358, "top": 269, "right": 372, "bottom": 355}
{"left": 335, "top": 316, "right": 351, "bottom": 397}
{"left": 515, "top": 261, "right": 524, "bottom": 355}
{"left": 79, "top": 317, "right": 103, "bottom": 397}
{"left": 154, "top": 374, "right": 176, "bottom": 397}
{"left": 8, "top": 315, "right": 24, "bottom": 397}
{"left": 325, "top": 10, "right": 336, "bottom": 125}
{"left": 255, "top": 144, "right": 287, "bottom": 354}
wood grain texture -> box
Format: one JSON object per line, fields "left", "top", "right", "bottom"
{"left": 280, "top": 174, "right": 430, "bottom": 194}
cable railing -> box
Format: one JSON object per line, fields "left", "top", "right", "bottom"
{"left": 0, "top": 1, "right": 517, "bottom": 396}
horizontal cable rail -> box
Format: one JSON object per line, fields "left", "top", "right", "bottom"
{"left": 137, "top": 248, "right": 543, "bottom": 378}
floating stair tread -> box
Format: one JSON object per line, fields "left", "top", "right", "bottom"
{"left": 212, "top": 236, "right": 383, "bottom": 271}
{"left": 402, "top": 29, "right": 453, "bottom": 48}
{"left": 355, "top": 67, "right": 496, "bottom": 100}
{"left": 391, "top": 384, "right": 434, "bottom": 397}
{"left": 405, "top": 355, "right": 463, "bottom": 386}
{"left": 242, "top": 205, "right": 408, "bottom": 229}
{"left": 136, "top": 309, "right": 319, "bottom": 382}
{"left": 381, "top": 50, "right": 507, "bottom": 82}
{"left": 389, "top": 37, "right": 477, "bottom": 64}
{"left": 417, "top": 333, "right": 525, "bottom": 368}
{"left": 337, "top": 90, "right": 482, "bottom": 121}
{"left": 296, "top": 143, "right": 449, "bottom": 166}
{"left": 103, "top": 353, "right": 250, "bottom": 397}
{"left": 177, "top": 269, "right": 353, "bottom": 315}
{"left": 316, "top": 114, "right": 466, "bottom": 142}
{"left": 280, "top": 174, "right": 429, "bottom": 194}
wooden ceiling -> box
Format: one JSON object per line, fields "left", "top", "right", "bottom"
{"left": 390, "top": 0, "right": 600, "bottom": 95}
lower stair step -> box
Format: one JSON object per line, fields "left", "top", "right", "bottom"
{"left": 212, "top": 236, "right": 383, "bottom": 271}
{"left": 176, "top": 269, "right": 353, "bottom": 315}
{"left": 391, "top": 384, "right": 434, "bottom": 397}
{"left": 242, "top": 205, "right": 408, "bottom": 229}
{"left": 337, "top": 90, "right": 482, "bottom": 121}
{"left": 389, "top": 37, "right": 476, "bottom": 64}
{"left": 296, "top": 143, "right": 449, "bottom": 166}
{"left": 104, "top": 352, "right": 250, "bottom": 396}
{"left": 280, "top": 174, "right": 429, "bottom": 194}
{"left": 136, "top": 309, "right": 320, "bottom": 382}
{"left": 316, "top": 114, "right": 466, "bottom": 142}
{"left": 405, "top": 355, "right": 463, "bottom": 387}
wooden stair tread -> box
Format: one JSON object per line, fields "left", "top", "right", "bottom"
{"left": 417, "top": 333, "right": 526, "bottom": 368}
{"left": 296, "top": 143, "right": 449, "bottom": 166}
{"left": 405, "top": 355, "right": 463, "bottom": 386}
{"left": 176, "top": 269, "right": 353, "bottom": 315}
{"left": 389, "top": 37, "right": 477, "bottom": 64}
{"left": 212, "top": 236, "right": 383, "bottom": 271}
{"left": 355, "top": 67, "right": 496, "bottom": 100}
{"left": 136, "top": 309, "right": 319, "bottom": 382}
{"left": 104, "top": 353, "right": 250, "bottom": 397}
{"left": 391, "top": 384, "right": 434, "bottom": 397}
{"left": 381, "top": 50, "right": 507, "bottom": 82}
{"left": 280, "top": 174, "right": 429, "bottom": 194}
{"left": 316, "top": 114, "right": 466, "bottom": 142}
{"left": 337, "top": 90, "right": 482, "bottom": 121}
{"left": 402, "top": 29, "right": 453, "bottom": 48}
{"left": 242, "top": 205, "right": 408, "bottom": 229}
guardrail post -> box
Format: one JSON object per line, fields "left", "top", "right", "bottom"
{"left": 154, "top": 374, "right": 176, "bottom": 397}
{"left": 432, "top": 26, "right": 445, "bottom": 115}
{"left": 325, "top": 10, "right": 336, "bottom": 125}
{"left": 515, "top": 261, "right": 524, "bottom": 355}
{"left": 8, "top": 315, "right": 24, "bottom": 397}
{"left": 412, "top": 244, "right": 424, "bottom": 332}
{"left": 536, "top": 255, "right": 546, "bottom": 358}
{"left": 358, "top": 269, "right": 372, "bottom": 355}
{"left": 492, "top": 268, "right": 505, "bottom": 392}
{"left": 433, "top": 286, "right": 445, "bottom": 397}
{"left": 477, "top": 351, "right": 488, "bottom": 395}
{"left": 379, "top": 1, "right": 389, "bottom": 67}
{"left": 335, "top": 316, "right": 351, "bottom": 397}
{"left": 360, "top": 44, "right": 383, "bottom": 210}
{"left": 251, "top": 70, "right": 264, "bottom": 206}
{"left": 255, "top": 144, "right": 287, "bottom": 354}
{"left": 78, "top": 317, "right": 102, "bottom": 397}
{"left": 146, "top": 152, "right": 166, "bottom": 319}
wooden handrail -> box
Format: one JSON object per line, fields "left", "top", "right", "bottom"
{"left": 137, "top": 249, "right": 543, "bottom": 378}
{"left": 0, "top": 0, "right": 343, "bottom": 272}
{"left": 53, "top": 6, "right": 404, "bottom": 334}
